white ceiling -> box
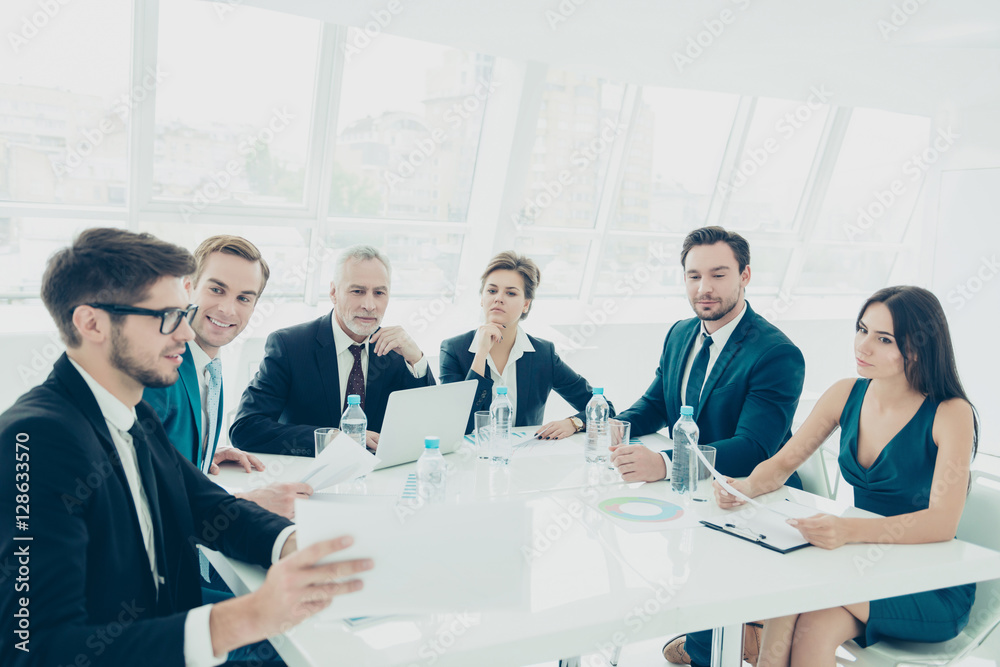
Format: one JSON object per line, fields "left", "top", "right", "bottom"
{"left": 237, "top": 0, "right": 1000, "bottom": 117}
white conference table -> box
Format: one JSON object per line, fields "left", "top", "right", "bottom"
{"left": 205, "top": 430, "right": 1000, "bottom": 667}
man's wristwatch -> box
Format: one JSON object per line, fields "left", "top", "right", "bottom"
{"left": 569, "top": 416, "right": 584, "bottom": 433}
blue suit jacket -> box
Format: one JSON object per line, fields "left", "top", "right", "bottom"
{"left": 439, "top": 329, "right": 614, "bottom": 433}
{"left": 143, "top": 343, "right": 223, "bottom": 470}
{"left": 230, "top": 311, "right": 436, "bottom": 456}
{"left": 618, "top": 303, "right": 805, "bottom": 482}
{"left": 0, "top": 354, "right": 290, "bottom": 667}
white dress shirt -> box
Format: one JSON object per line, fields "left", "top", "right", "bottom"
{"left": 468, "top": 325, "right": 535, "bottom": 425}
{"left": 331, "top": 317, "right": 428, "bottom": 410}
{"left": 68, "top": 358, "right": 293, "bottom": 667}
{"left": 660, "top": 302, "right": 748, "bottom": 479}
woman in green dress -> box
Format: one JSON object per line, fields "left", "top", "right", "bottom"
{"left": 715, "top": 286, "right": 979, "bottom": 667}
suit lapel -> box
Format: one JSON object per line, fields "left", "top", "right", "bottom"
{"left": 54, "top": 355, "right": 162, "bottom": 598}
{"left": 671, "top": 321, "right": 702, "bottom": 412}
{"left": 695, "top": 306, "right": 754, "bottom": 420}
{"left": 515, "top": 347, "right": 535, "bottom": 418}
{"left": 315, "top": 313, "right": 342, "bottom": 422}
{"left": 177, "top": 345, "right": 202, "bottom": 466}
{"left": 55, "top": 355, "right": 132, "bottom": 493}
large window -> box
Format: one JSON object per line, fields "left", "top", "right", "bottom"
{"left": 0, "top": 0, "right": 132, "bottom": 206}
{"left": 723, "top": 97, "right": 830, "bottom": 233}
{"left": 331, "top": 36, "right": 494, "bottom": 221}
{"left": 514, "top": 71, "right": 627, "bottom": 229}
{"left": 153, "top": 1, "right": 321, "bottom": 207}
{"left": 0, "top": 1, "right": 937, "bottom": 320}
{"left": 611, "top": 87, "right": 739, "bottom": 232}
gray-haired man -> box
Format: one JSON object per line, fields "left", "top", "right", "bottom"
{"left": 231, "top": 245, "right": 435, "bottom": 456}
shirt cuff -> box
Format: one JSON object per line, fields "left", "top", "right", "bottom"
{"left": 659, "top": 452, "right": 672, "bottom": 481}
{"left": 272, "top": 526, "right": 297, "bottom": 564}
{"left": 406, "top": 355, "right": 429, "bottom": 378}
{"left": 184, "top": 604, "right": 227, "bottom": 667}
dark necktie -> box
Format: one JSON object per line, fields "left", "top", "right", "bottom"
{"left": 128, "top": 419, "right": 167, "bottom": 596}
{"left": 345, "top": 344, "right": 366, "bottom": 412}
{"left": 684, "top": 334, "right": 713, "bottom": 412}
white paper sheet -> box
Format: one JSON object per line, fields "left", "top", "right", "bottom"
{"left": 295, "top": 498, "right": 531, "bottom": 617}
{"left": 691, "top": 444, "right": 802, "bottom": 519}
{"left": 299, "top": 432, "right": 379, "bottom": 490}
{"left": 707, "top": 500, "right": 830, "bottom": 552}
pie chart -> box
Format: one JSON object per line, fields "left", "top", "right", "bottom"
{"left": 598, "top": 496, "right": 684, "bottom": 522}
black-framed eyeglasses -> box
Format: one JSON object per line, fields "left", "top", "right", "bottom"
{"left": 86, "top": 303, "right": 199, "bottom": 335}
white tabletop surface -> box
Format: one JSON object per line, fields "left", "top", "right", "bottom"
{"left": 204, "top": 430, "right": 1000, "bottom": 667}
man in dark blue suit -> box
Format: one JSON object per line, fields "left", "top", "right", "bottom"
{"left": 231, "top": 245, "right": 435, "bottom": 456}
{"left": 144, "top": 235, "right": 311, "bottom": 519}
{"left": 610, "top": 226, "right": 805, "bottom": 667}
{"left": 0, "top": 228, "right": 369, "bottom": 666}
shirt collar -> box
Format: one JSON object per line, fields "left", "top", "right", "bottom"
{"left": 67, "top": 357, "right": 137, "bottom": 433}
{"left": 700, "top": 300, "right": 747, "bottom": 351}
{"left": 187, "top": 341, "right": 212, "bottom": 376}
{"left": 468, "top": 325, "right": 536, "bottom": 354}
{"left": 331, "top": 312, "right": 370, "bottom": 356}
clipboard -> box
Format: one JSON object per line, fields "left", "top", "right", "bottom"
{"left": 699, "top": 499, "right": 825, "bottom": 554}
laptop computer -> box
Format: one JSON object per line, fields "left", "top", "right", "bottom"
{"left": 372, "top": 380, "right": 477, "bottom": 470}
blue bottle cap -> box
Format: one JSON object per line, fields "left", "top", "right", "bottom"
{"left": 425, "top": 436, "right": 440, "bottom": 449}
{"left": 680, "top": 405, "right": 694, "bottom": 416}
{"left": 592, "top": 387, "right": 604, "bottom": 395}
{"left": 496, "top": 387, "right": 508, "bottom": 395}
{"left": 347, "top": 394, "right": 360, "bottom": 405}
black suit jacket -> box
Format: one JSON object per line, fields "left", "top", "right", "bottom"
{"left": 439, "top": 329, "right": 613, "bottom": 433}
{"left": 230, "top": 311, "right": 436, "bottom": 456}
{"left": 0, "top": 354, "right": 291, "bottom": 667}
{"left": 618, "top": 303, "right": 805, "bottom": 482}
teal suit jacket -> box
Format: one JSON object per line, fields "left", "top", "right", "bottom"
{"left": 144, "top": 343, "right": 224, "bottom": 470}
{"left": 618, "top": 303, "right": 805, "bottom": 482}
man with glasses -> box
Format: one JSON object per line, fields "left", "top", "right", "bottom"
{"left": 143, "top": 235, "right": 312, "bottom": 521}
{"left": 0, "top": 228, "right": 370, "bottom": 666}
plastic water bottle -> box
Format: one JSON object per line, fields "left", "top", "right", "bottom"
{"left": 584, "top": 388, "right": 610, "bottom": 464}
{"left": 340, "top": 395, "right": 367, "bottom": 449}
{"left": 490, "top": 387, "right": 513, "bottom": 465}
{"left": 416, "top": 436, "right": 446, "bottom": 503}
{"left": 671, "top": 405, "right": 700, "bottom": 501}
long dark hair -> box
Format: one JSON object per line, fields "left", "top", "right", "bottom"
{"left": 858, "top": 286, "right": 979, "bottom": 455}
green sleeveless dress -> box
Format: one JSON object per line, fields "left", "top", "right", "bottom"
{"left": 838, "top": 378, "right": 975, "bottom": 647}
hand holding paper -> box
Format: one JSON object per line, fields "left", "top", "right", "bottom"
{"left": 300, "top": 432, "right": 380, "bottom": 491}
{"left": 690, "top": 445, "right": 802, "bottom": 520}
